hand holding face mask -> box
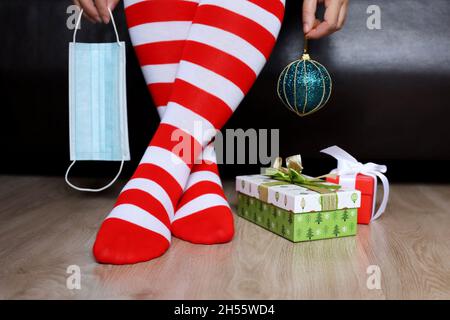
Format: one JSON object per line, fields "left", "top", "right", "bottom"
{"left": 66, "top": 8, "right": 130, "bottom": 192}
{"left": 73, "top": 0, "right": 122, "bottom": 24}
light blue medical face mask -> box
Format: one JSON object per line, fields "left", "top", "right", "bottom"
{"left": 65, "top": 9, "right": 130, "bottom": 192}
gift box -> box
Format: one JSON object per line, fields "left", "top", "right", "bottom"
{"left": 326, "top": 174, "right": 374, "bottom": 224}
{"left": 236, "top": 174, "right": 361, "bottom": 242}
{"left": 321, "top": 146, "right": 390, "bottom": 225}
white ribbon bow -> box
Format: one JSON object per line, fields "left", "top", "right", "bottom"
{"left": 321, "top": 145, "right": 389, "bottom": 221}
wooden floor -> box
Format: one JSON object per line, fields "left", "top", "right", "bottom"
{"left": 0, "top": 175, "right": 449, "bottom": 300}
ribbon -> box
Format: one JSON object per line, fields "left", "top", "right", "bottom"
{"left": 320, "top": 193, "right": 338, "bottom": 211}
{"left": 263, "top": 155, "right": 340, "bottom": 194}
{"left": 321, "top": 145, "right": 389, "bottom": 221}
{"left": 257, "top": 181, "right": 290, "bottom": 202}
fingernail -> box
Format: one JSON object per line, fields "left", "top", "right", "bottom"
{"left": 102, "top": 15, "right": 110, "bottom": 24}
{"left": 303, "top": 23, "right": 310, "bottom": 33}
{"left": 96, "top": 16, "right": 102, "bottom": 23}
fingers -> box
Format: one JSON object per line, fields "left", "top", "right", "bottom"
{"left": 76, "top": 0, "right": 120, "bottom": 24}
{"left": 109, "top": 0, "right": 121, "bottom": 12}
{"left": 73, "top": 0, "right": 94, "bottom": 24}
{"left": 79, "top": 0, "right": 102, "bottom": 23}
{"left": 302, "top": 0, "right": 317, "bottom": 33}
{"left": 306, "top": 0, "right": 341, "bottom": 39}
{"left": 94, "top": 0, "right": 111, "bottom": 24}
{"left": 305, "top": 0, "right": 348, "bottom": 39}
{"left": 312, "top": 18, "right": 321, "bottom": 29}
{"left": 337, "top": 0, "right": 349, "bottom": 30}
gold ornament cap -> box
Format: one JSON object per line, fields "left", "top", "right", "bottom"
{"left": 302, "top": 37, "right": 311, "bottom": 60}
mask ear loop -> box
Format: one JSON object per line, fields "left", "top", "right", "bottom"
{"left": 108, "top": 8, "right": 123, "bottom": 46}
{"left": 65, "top": 160, "right": 125, "bottom": 192}
{"left": 73, "top": 8, "right": 122, "bottom": 45}
{"left": 72, "top": 8, "right": 83, "bottom": 43}
{"left": 66, "top": 7, "right": 126, "bottom": 192}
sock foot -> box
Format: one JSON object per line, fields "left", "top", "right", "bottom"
{"left": 93, "top": 217, "right": 170, "bottom": 265}
{"left": 172, "top": 203, "right": 234, "bottom": 245}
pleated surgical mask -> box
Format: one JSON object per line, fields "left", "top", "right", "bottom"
{"left": 65, "top": 8, "right": 130, "bottom": 192}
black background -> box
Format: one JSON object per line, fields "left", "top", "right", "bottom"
{"left": 1, "top": 0, "right": 450, "bottom": 182}
{"left": 0, "top": 300, "right": 445, "bottom": 317}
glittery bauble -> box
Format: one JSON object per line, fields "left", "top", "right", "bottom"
{"left": 277, "top": 54, "right": 332, "bottom": 117}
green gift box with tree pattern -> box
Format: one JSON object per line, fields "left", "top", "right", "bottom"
{"left": 236, "top": 175, "right": 361, "bottom": 242}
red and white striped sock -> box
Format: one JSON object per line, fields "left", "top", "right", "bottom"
{"left": 123, "top": 0, "right": 233, "bottom": 245}
{"left": 171, "top": 142, "right": 234, "bottom": 244}
{"left": 93, "top": 0, "right": 285, "bottom": 264}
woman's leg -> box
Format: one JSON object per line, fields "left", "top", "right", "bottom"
{"left": 93, "top": 0, "right": 285, "bottom": 264}
{"left": 124, "top": 0, "right": 198, "bottom": 117}
{"left": 124, "top": 0, "right": 234, "bottom": 245}
{"left": 169, "top": 0, "right": 285, "bottom": 242}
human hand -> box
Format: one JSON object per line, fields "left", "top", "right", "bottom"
{"left": 73, "top": 0, "right": 121, "bottom": 24}
{"left": 303, "top": 0, "right": 349, "bottom": 39}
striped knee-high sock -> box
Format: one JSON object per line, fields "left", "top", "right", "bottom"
{"left": 93, "top": 0, "right": 285, "bottom": 264}
{"left": 170, "top": 0, "right": 285, "bottom": 242}
{"left": 123, "top": 0, "right": 234, "bottom": 245}
{"left": 171, "top": 142, "right": 234, "bottom": 244}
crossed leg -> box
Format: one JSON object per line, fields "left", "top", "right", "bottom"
{"left": 93, "top": 0, "right": 286, "bottom": 264}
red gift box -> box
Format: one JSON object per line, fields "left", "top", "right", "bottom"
{"left": 321, "top": 146, "right": 389, "bottom": 225}
{"left": 326, "top": 174, "right": 375, "bottom": 224}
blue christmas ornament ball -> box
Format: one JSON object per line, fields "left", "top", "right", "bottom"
{"left": 277, "top": 54, "right": 332, "bottom": 116}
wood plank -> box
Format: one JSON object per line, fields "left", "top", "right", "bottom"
{"left": 0, "top": 175, "right": 449, "bottom": 299}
